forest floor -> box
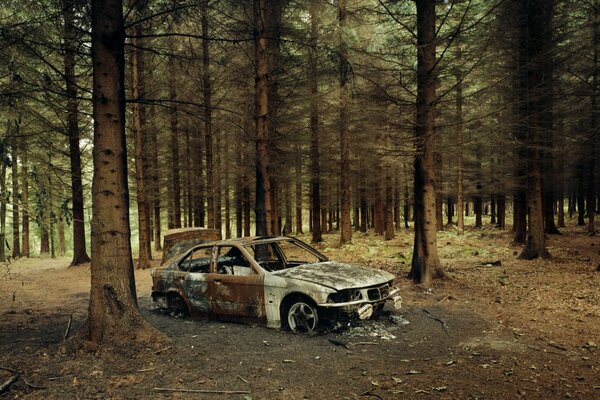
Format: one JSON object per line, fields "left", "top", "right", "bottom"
{"left": 1, "top": 222, "right": 599, "bottom": 399}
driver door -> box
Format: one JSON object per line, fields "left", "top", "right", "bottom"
{"left": 208, "top": 245, "right": 265, "bottom": 322}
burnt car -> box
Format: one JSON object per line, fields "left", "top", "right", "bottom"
{"left": 151, "top": 236, "right": 402, "bottom": 333}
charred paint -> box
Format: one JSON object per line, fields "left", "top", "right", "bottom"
{"left": 151, "top": 236, "right": 402, "bottom": 330}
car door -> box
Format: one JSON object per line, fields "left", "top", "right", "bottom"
{"left": 208, "top": 244, "right": 265, "bottom": 322}
{"left": 179, "top": 245, "right": 215, "bottom": 315}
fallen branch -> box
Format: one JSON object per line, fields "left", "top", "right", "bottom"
{"left": 63, "top": 315, "right": 72, "bottom": 341}
{"left": 0, "top": 367, "right": 20, "bottom": 395}
{"left": 360, "top": 389, "right": 384, "bottom": 400}
{"left": 236, "top": 375, "right": 249, "bottom": 384}
{"left": 328, "top": 338, "right": 350, "bottom": 350}
{"left": 349, "top": 342, "right": 380, "bottom": 346}
{"left": 423, "top": 309, "right": 449, "bottom": 333}
{"left": 154, "top": 346, "right": 172, "bottom": 354}
{"left": 137, "top": 368, "right": 156, "bottom": 373}
{"left": 21, "top": 376, "right": 46, "bottom": 390}
{"left": 154, "top": 387, "right": 250, "bottom": 394}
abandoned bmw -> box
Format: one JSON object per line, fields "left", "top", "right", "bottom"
{"left": 151, "top": 235, "right": 402, "bottom": 333}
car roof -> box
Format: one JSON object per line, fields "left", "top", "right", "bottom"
{"left": 199, "top": 236, "right": 297, "bottom": 247}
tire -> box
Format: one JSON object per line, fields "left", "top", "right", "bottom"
{"left": 168, "top": 293, "right": 189, "bottom": 317}
{"left": 285, "top": 299, "right": 319, "bottom": 333}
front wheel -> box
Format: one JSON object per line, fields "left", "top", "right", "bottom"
{"left": 286, "top": 301, "right": 318, "bottom": 333}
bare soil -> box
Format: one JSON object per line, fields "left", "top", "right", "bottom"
{"left": 1, "top": 224, "right": 599, "bottom": 399}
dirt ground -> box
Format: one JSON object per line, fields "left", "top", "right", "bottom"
{"left": 1, "top": 223, "right": 599, "bottom": 399}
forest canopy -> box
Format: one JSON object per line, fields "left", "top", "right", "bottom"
{"left": 1, "top": 0, "right": 598, "bottom": 284}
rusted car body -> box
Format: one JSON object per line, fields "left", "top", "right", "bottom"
{"left": 151, "top": 236, "right": 402, "bottom": 332}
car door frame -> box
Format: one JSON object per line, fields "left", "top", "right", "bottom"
{"left": 208, "top": 243, "right": 266, "bottom": 323}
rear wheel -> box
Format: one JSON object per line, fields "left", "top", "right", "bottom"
{"left": 167, "top": 293, "right": 189, "bottom": 317}
{"left": 285, "top": 301, "right": 318, "bottom": 333}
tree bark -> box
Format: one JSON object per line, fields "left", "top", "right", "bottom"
{"left": 202, "top": 1, "right": 215, "bottom": 229}
{"left": 168, "top": 63, "right": 181, "bottom": 229}
{"left": 11, "top": 136, "right": 20, "bottom": 258}
{"left": 0, "top": 161, "right": 5, "bottom": 261}
{"left": 87, "top": 0, "right": 158, "bottom": 346}
{"left": 518, "top": 0, "right": 552, "bottom": 259}
{"left": 384, "top": 172, "right": 395, "bottom": 240}
{"left": 295, "top": 143, "right": 303, "bottom": 234}
{"left": 455, "top": 62, "right": 464, "bottom": 234}
{"left": 254, "top": 0, "right": 272, "bottom": 236}
{"left": 63, "top": 0, "right": 90, "bottom": 265}
{"left": 409, "top": 0, "right": 443, "bottom": 284}
{"left": 309, "top": 0, "right": 322, "bottom": 242}
{"left": 130, "top": 0, "right": 152, "bottom": 268}
{"left": 21, "top": 139, "right": 29, "bottom": 257}
{"left": 338, "top": 0, "right": 352, "bottom": 244}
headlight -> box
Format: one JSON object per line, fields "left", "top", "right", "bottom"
{"left": 328, "top": 289, "right": 363, "bottom": 303}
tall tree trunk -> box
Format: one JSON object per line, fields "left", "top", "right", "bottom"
{"left": 384, "top": 172, "right": 395, "bottom": 240}
{"left": 224, "top": 133, "right": 231, "bottom": 239}
{"left": 455, "top": 61, "right": 465, "bottom": 234}
{"left": 88, "top": 0, "right": 158, "bottom": 346}
{"left": 202, "top": 1, "right": 215, "bottom": 229}
{"left": 131, "top": 0, "right": 152, "bottom": 267}
{"left": 21, "top": 140, "right": 29, "bottom": 257}
{"left": 474, "top": 147, "right": 482, "bottom": 228}
{"left": 11, "top": 137, "right": 20, "bottom": 258}
{"left": 309, "top": 0, "right": 321, "bottom": 242}
{"left": 215, "top": 131, "right": 222, "bottom": 233}
{"left": 63, "top": 0, "right": 90, "bottom": 265}
{"left": 168, "top": 57, "right": 181, "bottom": 229}
{"left": 409, "top": 0, "right": 443, "bottom": 284}
{"left": 338, "top": 0, "right": 352, "bottom": 244}
{"left": 577, "top": 166, "right": 586, "bottom": 225}
{"left": 148, "top": 103, "right": 162, "bottom": 250}
{"left": 588, "top": 0, "right": 599, "bottom": 235}
{"left": 434, "top": 152, "right": 443, "bottom": 231}
{"left": 295, "top": 143, "right": 303, "bottom": 234}
{"left": 518, "top": 0, "right": 552, "bottom": 259}
{"left": 496, "top": 194, "right": 506, "bottom": 229}
{"left": 0, "top": 161, "right": 5, "bottom": 261}
{"left": 254, "top": 0, "right": 272, "bottom": 236}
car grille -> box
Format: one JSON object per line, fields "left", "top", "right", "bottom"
{"left": 367, "top": 284, "right": 389, "bottom": 301}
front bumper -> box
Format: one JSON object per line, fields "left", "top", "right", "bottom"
{"left": 317, "top": 287, "right": 402, "bottom": 320}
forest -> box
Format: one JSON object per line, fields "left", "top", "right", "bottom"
{"left": 1, "top": 0, "right": 599, "bottom": 398}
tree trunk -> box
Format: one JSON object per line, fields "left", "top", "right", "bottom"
{"left": 63, "top": 0, "right": 90, "bottom": 265}
{"left": 168, "top": 56, "right": 181, "bottom": 229}
{"left": 0, "top": 162, "right": 5, "bottom": 261}
{"left": 409, "top": 0, "right": 443, "bottom": 284}
{"left": 130, "top": 0, "right": 152, "bottom": 268}
{"left": 490, "top": 195, "right": 496, "bottom": 225}
{"left": 295, "top": 143, "right": 303, "bottom": 234}
{"left": 384, "top": 173, "right": 395, "bottom": 240}
{"left": 447, "top": 197, "right": 453, "bottom": 226}
{"left": 588, "top": 0, "right": 599, "bottom": 235}
{"left": 434, "top": 152, "right": 443, "bottom": 231}
{"left": 455, "top": 62, "right": 464, "bottom": 234}
{"left": 254, "top": 0, "right": 272, "bottom": 236}
{"left": 496, "top": 194, "right": 506, "bottom": 229}
{"left": 518, "top": 0, "right": 552, "bottom": 259}
{"left": 338, "top": 0, "right": 352, "bottom": 244}
{"left": 21, "top": 140, "right": 29, "bottom": 257}
{"left": 309, "top": 40, "right": 322, "bottom": 242}
{"left": 201, "top": 2, "right": 215, "bottom": 230}
{"left": 577, "top": 167, "right": 586, "bottom": 225}
{"left": 87, "top": 0, "right": 158, "bottom": 346}
{"left": 215, "top": 131, "right": 222, "bottom": 233}
{"left": 11, "top": 137, "right": 20, "bottom": 258}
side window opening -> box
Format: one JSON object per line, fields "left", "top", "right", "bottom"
{"left": 216, "top": 246, "right": 254, "bottom": 276}
{"left": 179, "top": 246, "right": 213, "bottom": 273}
{"left": 246, "top": 243, "right": 285, "bottom": 272}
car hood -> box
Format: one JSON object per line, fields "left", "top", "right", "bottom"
{"left": 272, "top": 261, "right": 394, "bottom": 291}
